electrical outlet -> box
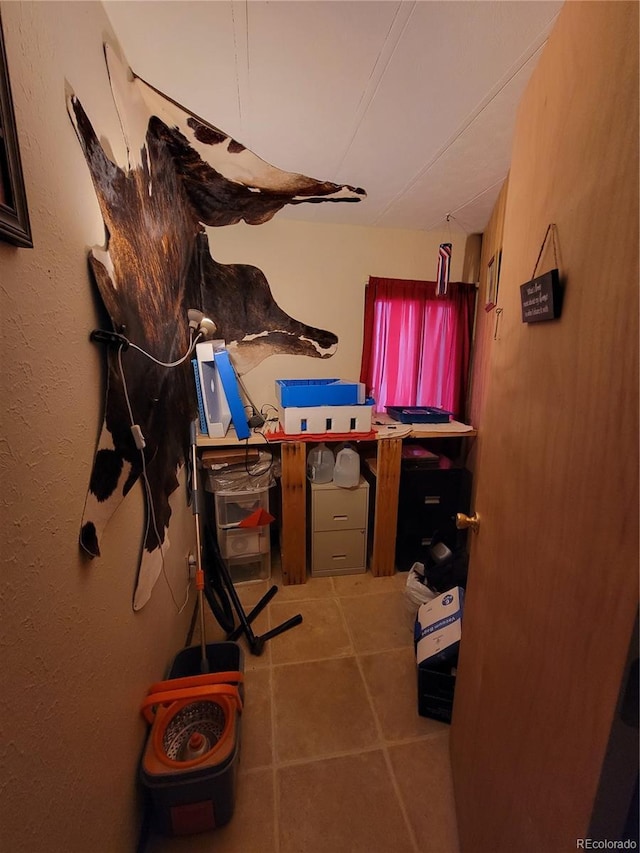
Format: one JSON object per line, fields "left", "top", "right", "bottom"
{"left": 187, "top": 552, "right": 197, "bottom": 579}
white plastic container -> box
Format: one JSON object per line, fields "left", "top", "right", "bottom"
{"left": 333, "top": 445, "right": 360, "bottom": 488}
{"left": 226, "top": 551, "right": 271, "bottom": 584}
{"left": 217, "top": 526, "right": 269, "bottom": 559}
{"left": 278, "top": 402, "right": 373, "bottom": 435}
{"left": 307, "top": 443, "right": 335, "bottom": 483}
{"left": 214, "top": 488, "right": 270, "bottom": 527}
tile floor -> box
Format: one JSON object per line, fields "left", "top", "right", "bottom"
{"left": 145, "top": 558, "right": 460, "bottom": 853}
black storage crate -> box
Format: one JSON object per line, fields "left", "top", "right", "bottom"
{"left": 396, "top": 459, "right": 471, "bottom": 572}
{"left": 417, "top": 655, "right": 457, "bottom": 724}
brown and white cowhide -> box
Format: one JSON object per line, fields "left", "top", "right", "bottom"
{"left": 69, "top": 44, "right": 365, "bottom": 610}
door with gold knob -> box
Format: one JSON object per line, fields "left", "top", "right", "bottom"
{"left": 449, "top": 4, "right": 639, "bottom": 850}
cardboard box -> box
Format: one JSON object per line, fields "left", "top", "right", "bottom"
{"left": 415, "top": 587, "right": 464, "bottom": 723}
{"left": 415, "top": 586, "right": 463, "bottom": 665}
{"left": 201, "top": 448, "right": 261, "bottom": 468}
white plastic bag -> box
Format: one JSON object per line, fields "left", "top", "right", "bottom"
{"left": 204, "top": 451, "right": 280, "bottom": 492}
{"left": 405, "top": 562, "right": 436, "bottom": 630}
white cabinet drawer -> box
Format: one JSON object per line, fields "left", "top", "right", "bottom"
{"left": 311, "top": 529, "right": 367, "bottom": 576}
{"left": 311, "top": 479, "right": 369, "bottom": 531}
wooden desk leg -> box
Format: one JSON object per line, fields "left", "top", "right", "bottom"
{"left": 370, "top": 437, "right": 402, "bottom": 577}
{"left": 280, "top": 441, "right": 306, "bottom": 585}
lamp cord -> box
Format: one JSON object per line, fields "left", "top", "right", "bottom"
{"left": 117, "top": 345, "right": 190, "bottom": 614}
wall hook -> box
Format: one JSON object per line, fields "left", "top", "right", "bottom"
{"left": 494, "top": 307, "right": 504, "bottom": 340}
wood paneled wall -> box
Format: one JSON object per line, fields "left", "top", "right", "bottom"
{"left": 466, "top": 178, "right": 508, "bottom": 472}
{"left": 452, "top": 1, "right": 638, "bottom": 848}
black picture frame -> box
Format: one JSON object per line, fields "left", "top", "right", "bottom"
{"left": 0, "top": 12, "right": 32, "bottom": 248}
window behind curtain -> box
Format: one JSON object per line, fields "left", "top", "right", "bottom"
{"left": 359, "top": 277, "right": 476, "bottom": 419}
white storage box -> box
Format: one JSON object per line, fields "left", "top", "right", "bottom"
{"left": 214, "top": 488, "right": 270, "bottom": 528}
{"left": 217, "top": 526, "right": 270, "bottom": 559}
{"left": 278, "top": 402, "right": 373, "bottom": 435}
{"left": 226, "top": 551, "right": 271, "bottom": 584}
{"left": 415, "top": 587, "right": 464, "bottom": 667}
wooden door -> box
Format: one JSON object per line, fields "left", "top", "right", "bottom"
{"left": 450, "top": 4, "right": 639, "bottom": 851}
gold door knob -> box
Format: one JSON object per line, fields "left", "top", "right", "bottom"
{"left": 456, "top": 512, "right": 480, "bottom": 534}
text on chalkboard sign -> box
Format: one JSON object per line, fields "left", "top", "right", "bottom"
{"left": 520, "top": 269, "right": 562, "bottom": 323}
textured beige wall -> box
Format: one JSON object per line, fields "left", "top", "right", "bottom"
{"left": 0, "top": 3, "right": 195, "bottom": 850}
{"left": 465, "top": 177, "right": 508, "bottom": 471}
{"left": 211, "top": 218, "right": 477, "bottom": 411}
{"left": 0, "top": 3, "right": 479, "bottom": 849}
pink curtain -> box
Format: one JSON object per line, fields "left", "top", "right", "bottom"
{"left": 359, "top": 277, "right": 476, "bottom": 419}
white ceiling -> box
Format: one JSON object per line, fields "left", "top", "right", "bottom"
{"left": 103, "top": 0, "right": 564, "bottom": 235}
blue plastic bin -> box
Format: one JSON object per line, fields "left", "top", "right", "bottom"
{"left": 276, "top": 379, "right": 365, "bottom": 407}
{"left": 386, "top": 406, "right": 452, "bottom": 424}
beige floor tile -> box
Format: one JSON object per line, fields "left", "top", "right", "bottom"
{"left": 340, "top": 590, "right": 414, "bottom": 653}
{"left": 145, "top": 556, "right": 461, "bottom": 853}
{"left": 278, "top": 751, "right": 415, "bottom": 853}
{"left": 270, "top": 559, "right": 336, "bottom": 601}
{"left": 332, "top": 568, "right": 407, "bottom": 597}
{"left": 240, "top": 667, "right": 273, "bottom": 770}
{"left": 268, "top": 598, "right": 352, "bottom": 665}
{"left": 212, "top": 768, "right": 277, "bottom": 853}
{"left": 272, "top": 657, "right": 379, "bottom": 762}
{"left": 235, "top": 577, "right": 273, "bottom": 608}
{"left": 359, "top": 646, "right": 450, "bottom": 741}
{"left": 388, "top": 735, "right": 460, "bottom": 853}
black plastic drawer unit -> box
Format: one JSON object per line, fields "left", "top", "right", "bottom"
{"left": 395, "top": 462, "right": 471, "bottom": 571}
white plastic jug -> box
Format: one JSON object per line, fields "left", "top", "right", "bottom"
{"left": 307, "top": 443, "right": 335, "bottom": 483}
{"left": 333, "top": 445, "right": 360, "bottom": 488}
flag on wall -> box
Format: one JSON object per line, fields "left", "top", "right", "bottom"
{"left": 436, "top": 242, "right": 452, "bottom": 295}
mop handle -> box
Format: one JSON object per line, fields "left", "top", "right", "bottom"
{"left": 190, "top": 422, "right": 208, "bottom": 672}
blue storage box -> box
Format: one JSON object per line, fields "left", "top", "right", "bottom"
{"left": 386, "top": 406, "right": 452, "bottom": 424}
{"left": 276, "top": 379, "right": 366, "bottom": 408}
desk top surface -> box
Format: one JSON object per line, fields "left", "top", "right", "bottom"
{"left": 196, "top": 418, "right": 476, "bottom": 447}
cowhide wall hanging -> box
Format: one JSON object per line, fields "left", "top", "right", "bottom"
{"left": 68, "top": 43, "right": 365, "bottom": 610}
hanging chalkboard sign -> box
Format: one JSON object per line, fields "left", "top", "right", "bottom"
{"left": 520, "top": 269, "right": 562, "bottom": 323}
